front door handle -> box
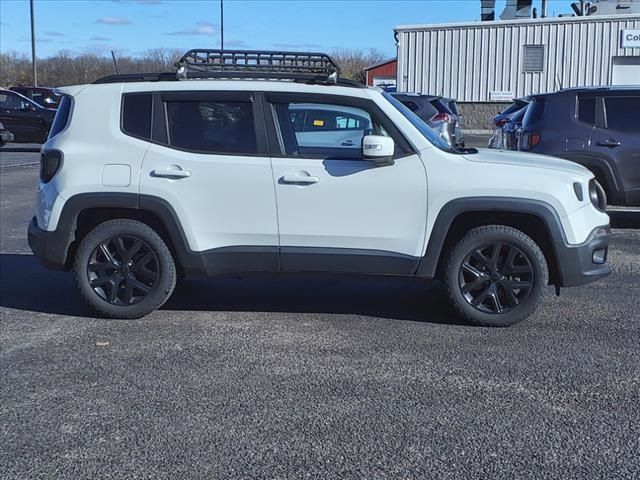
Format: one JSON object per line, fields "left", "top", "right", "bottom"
{"left": 151, "top": 166, "right": 191, "bottom": 178}
{"left": 341, "top": 140, "right": 354, "bottom": 146}
{"left": 597, "top": 139, "right": 621, "bottom": 148}
{"left": 281, "top": 174, "right": 319, "bottom": 184}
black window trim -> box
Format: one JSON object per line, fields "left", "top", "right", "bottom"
{"left": 262, "top": 92, "right": 416, "bottom": 160}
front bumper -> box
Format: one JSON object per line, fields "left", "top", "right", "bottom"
{"left": 28, "top": 216, "right": 70, "bottom": 271}
{"left": 556, "top": 225, "right": 611, "bottom": 287}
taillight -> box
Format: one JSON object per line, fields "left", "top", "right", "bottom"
{"left": 519, "top": 131, "right": 541, "bottom": 151}
{"left": 495, "top": 118, "right": 508, "bottom": 127}
{"left": 40, "top": 150, "right": 63, "bottom": 183}
{"left": 431, "top": 112, "right": 453, "bottom": 123}
{"left": 530, "top": 131, "right": 541, "bottom": 147}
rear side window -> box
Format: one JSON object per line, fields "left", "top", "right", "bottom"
{"left": 604, "top": 97, "right": 640, "bottom": 132}
{"left": 577, "top": 96, "right": 596, "bottom": 125}
{"left": 166, "top": 100, "right": 256, "bottom": 154}
{"left": 122, "top": 94, "right": 152, "bottom": 140}
{"left": 401, "top": 101, "right": 419, "bottom": 112}
{"left": 48, "top": 95, "right": 73, "bottom": 139}
{"left": 522, "top": 99, "right": 545, "bottom": 126}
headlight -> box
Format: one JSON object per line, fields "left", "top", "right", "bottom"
{"left": 589, "top": 179, "right": 607, "bottom": 212}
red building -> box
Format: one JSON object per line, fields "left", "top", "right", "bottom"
{"left": 364, "top": 58, "right": 397, "bottom": 88}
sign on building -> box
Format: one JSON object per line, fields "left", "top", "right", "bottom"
{"left": 621, "top": 30, "right": 640, "bottom": 48}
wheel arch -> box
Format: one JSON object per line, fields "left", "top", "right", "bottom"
{"left": 417, "top": 198, "right": 567, "bottom": 286}
{"left": 55, "top": 193, "right": 190, "bottom": 271}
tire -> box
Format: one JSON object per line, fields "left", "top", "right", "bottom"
{"left": 443, "top": 225, "right": 549, "bottom": 327}
{"left": 74, "top": 219, "right": 176, "bottom": 319}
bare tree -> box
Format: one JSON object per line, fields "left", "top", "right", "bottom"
{"left": 1, "top": 48, "right": 390, "bottom": 87}
{"left": 330, "top": 48, "right": 389, "bottom": 83}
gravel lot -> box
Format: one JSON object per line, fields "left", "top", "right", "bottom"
{"left": 1, "top": 150, "right": 639, "bottom": 479}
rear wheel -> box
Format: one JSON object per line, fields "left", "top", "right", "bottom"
{"left": 444, "top": 225, "right": 549, "bottom": 327}
{"left": 74, "top": 219, "right": 176, "bottom": 319}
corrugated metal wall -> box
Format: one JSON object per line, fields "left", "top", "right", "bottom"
{"left": 396, "top": 15, "right": 640, "bottom": 101}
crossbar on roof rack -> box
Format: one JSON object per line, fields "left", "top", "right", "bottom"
{"left": 176, "top": 49, "right": 341, "bottom": 83}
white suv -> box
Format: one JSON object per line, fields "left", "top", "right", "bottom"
{"left": 28, "top": 50, "right": 611, "bottom": 326}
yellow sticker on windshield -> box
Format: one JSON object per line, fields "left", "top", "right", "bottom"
{"left": 313, "top": 120, "right": 324, "bottom": 126}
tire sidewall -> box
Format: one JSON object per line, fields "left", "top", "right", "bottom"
{"left": 446, "top": 227, "right": 548, "bottom": 327}
{"left": 75, "top": 220, "right": 176, "bottom": 318}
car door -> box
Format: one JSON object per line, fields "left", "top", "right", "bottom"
{"left": 139, "top": 91, "right": 279, "bottom": 272}
{"left": 265, "top": 93, "right": 428, "bottom": 274}
{"left": 590, "top": 94, "right": 640, "bottom": 204}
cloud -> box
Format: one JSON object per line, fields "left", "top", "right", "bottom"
{"left": 90, "top": 36, "right": 111, "bottom": 41}
{"left": 224, "top": 40, "right": 249, "bottom": 48}
{"left": 44, "top": 31, "right": 65, "bottom": 37}
{"left": 165, "top": 21, "right": 218, "bottom": 36}
{"left": 272, "top": 43, "right": 322, "bottom": 49}
{"left": 96, "top": 16, "right": 132, "bottom": 25}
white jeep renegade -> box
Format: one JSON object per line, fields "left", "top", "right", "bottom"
{"left": 28, "top": 50, "right": 611, "bottom": 326}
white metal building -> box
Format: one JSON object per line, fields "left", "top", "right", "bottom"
{"left": 395, "top": 14, "right": 640, "bottom": 102}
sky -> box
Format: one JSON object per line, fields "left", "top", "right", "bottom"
{"left": 0, "top": 0, "right": 575, "bottom": 59}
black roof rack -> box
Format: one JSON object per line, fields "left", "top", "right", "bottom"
{"left": 93, "top": 49, "right": 365, "bottom": 88}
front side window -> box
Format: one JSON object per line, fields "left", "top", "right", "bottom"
{"left": 604, "top": 97, "right": 640, "bottom": 132}
{"left": 166, "top": 100, "right": 256, "bottom": 154}
{"left": 272, "top": 102, "right": 385, "bottom": 159}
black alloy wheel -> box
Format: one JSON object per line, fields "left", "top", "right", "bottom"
{"left": 87, "top": 236, "right": 159, "bottom": 306}
{"left": 458, "top": 242, "right": 533, "bottom": 314}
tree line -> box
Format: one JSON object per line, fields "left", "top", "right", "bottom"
{"left": 0, "top": 48, "right": 387, "bottom": 87}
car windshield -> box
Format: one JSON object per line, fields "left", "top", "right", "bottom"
{"left": 382, "top": 91, "right": 474, "bottom": 154}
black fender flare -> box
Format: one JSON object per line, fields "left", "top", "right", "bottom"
{"left": 416, "top": 197, "right": 568, "bottom": 280}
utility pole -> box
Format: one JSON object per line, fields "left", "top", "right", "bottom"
{"left": 220, "top": 0, "right": 224, "bottom": 50}
{"left": 30, "top": 0, "right": 38, "bottom": 86}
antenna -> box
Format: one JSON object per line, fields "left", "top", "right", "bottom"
{"left": 111, "top": 50, "right": 119, "bottom": 74}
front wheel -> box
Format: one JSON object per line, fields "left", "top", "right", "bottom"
{"left": 74, "top": 219, "right": 176, "bottom": 319}
{"left": 443, "top": 225, "right": 549, "bottom": 327}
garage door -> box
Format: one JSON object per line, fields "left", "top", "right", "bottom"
{"left": 612, "top": 56, "right": 640, "bottom": 85}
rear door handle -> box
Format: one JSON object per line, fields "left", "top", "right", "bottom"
{"left": 597, "top": 139, "right": 621, "bottom": 148}
{"left": 281, "top": 174, "right": 319, "bottom": 184}
{"left": 341, "top": 140, "right": 354, "bottom": 146}
{"left": 152, "top": 166, "right": 191, "bottom": 178}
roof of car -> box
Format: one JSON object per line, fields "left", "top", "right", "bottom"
{"left": 531, "top": 85, "right": 640, "bottom": 99}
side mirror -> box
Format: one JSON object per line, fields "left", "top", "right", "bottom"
{"left": 362, "top": 135, "right": 394, "bottom": 166}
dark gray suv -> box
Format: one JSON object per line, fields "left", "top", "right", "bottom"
{"left": 518, "top": 87, "right": 640, "bottom": 207}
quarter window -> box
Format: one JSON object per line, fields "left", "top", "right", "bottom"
{"left": 604, "top": 97, "right": 640, "bottom": 132}
{"left": 166, "top": 100, "right": 257, "bottom": 154}
{"left": 122, "top": 94, "right": 152, "bottom": 140}
{"left": 577, "top": 97, "right": 596, "bottom": 125}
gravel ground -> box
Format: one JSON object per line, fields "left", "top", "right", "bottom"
{"left": 1, "top": 151, "right": 639, "bottom": 479}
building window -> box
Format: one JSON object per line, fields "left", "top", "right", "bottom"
{"left": 522, "top": 45, "right": 545, "bottom": 73}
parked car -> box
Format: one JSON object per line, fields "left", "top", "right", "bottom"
{"left": 10, "top": 86, "right": 61, "bottom": 109}
{"left": 391, "top": 93, "right": 464, "bottom": 147}
{"left": 28, "top": 49, "right": 611, "bottom": 327}
{"left": 489, "top": 98, "right": 529, "bottom": 149}
{"left": 0, "top": 121, "right": 15, "bottom": 146}
{"left": 518, "top": 87, "right": 640, "bottom": 206}
{"left": 0, "top": 89, "right": 56, "bottom": 143}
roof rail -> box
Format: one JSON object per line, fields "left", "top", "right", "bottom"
{"left": 93, "top": 72, "right": 177, "bottom": 84}
{"left": 175, "top": 49, "right": 345, "bottom": 84}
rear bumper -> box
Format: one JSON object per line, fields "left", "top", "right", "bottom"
{"left": 556, "top": 225, "right": 611, "bottom": 287}
{"left": 28, "top": 217, "right": 70, "bottom": 271}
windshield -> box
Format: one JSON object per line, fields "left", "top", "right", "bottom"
{"left": 382, "top": 91, "right": 473, "bottom": 154}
